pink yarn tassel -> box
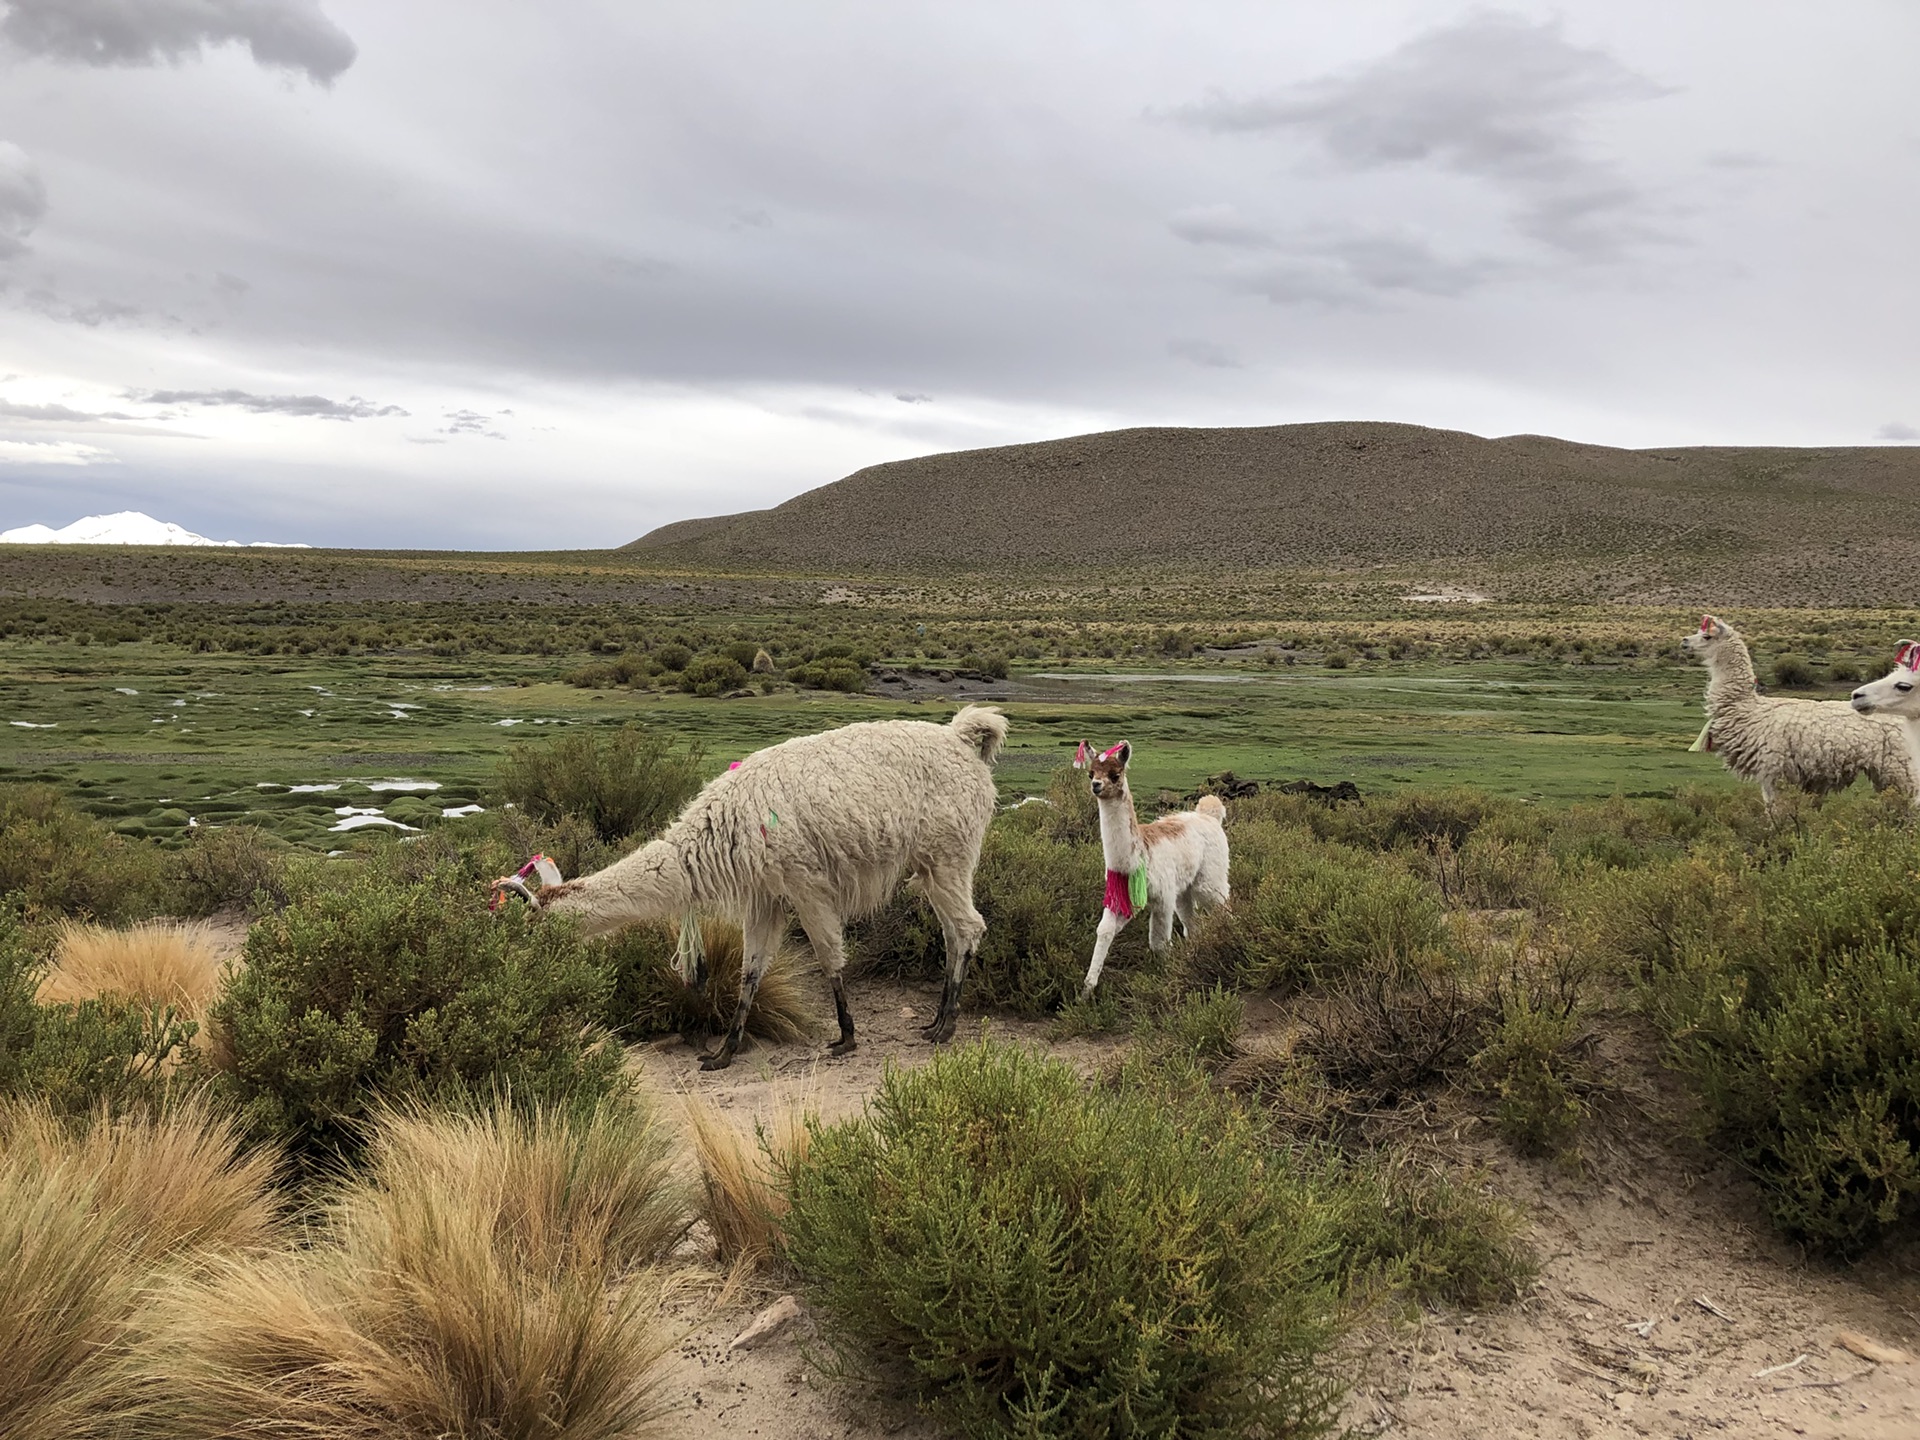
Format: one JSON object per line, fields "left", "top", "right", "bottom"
{"left": 1104, "top": 868, "right": 1133, "bottom": 920}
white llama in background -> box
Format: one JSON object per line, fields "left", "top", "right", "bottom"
{"left": 1077, "top": 740, "right": 1229, "bottom": 999}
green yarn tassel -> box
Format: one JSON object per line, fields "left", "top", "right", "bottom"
{"left": 1129, "top": 862, "right": 1149, "bottom": 914}
{"left": 673, "top": 907, "right": 705, "bottom": 984}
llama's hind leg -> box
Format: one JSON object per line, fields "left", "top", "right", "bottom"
{"left": 793, "top": 897, "right": 857, "bottom": 1058}
{"left": 700, "top": 897, "right": 785, "bottom": 1072}
{"left": 1174, "top": 887, "right": 1197, "bottom": 940}
{"left": 919, "top": 864, "right": 985, "bottom": 1045}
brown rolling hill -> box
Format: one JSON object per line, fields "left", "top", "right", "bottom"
{"left": 626, "top": 421, "right": 1920, "bottom": 604}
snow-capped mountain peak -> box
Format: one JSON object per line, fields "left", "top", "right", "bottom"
{"left": 0, "top": 511, "right": 308, "bottom": 547}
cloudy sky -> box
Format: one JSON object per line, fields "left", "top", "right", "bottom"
{"left": 0, "top": 1, "right": 1915, "bottom": 548}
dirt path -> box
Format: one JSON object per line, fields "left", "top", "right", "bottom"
{"left": 638, "top": 978, "right": 1920, "bottom": 1440}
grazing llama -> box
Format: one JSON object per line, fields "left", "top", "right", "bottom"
{"left": 1078, "top": 740, "right": 1229, "bottom": 999}
{"left": 1849, "top": 640, "right": 1920, "bottom": 773}
{"left": 498, "top": 707, "right": 1008, "bottom": 1070}
{"left": 1684, "top": 614, "right": 1915, "bottom": 811}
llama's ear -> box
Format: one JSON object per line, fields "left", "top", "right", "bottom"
{"left": 1700, "top": 614, "right": 1720, "bottom": 636}
{"left": 1114, "top": 740, "right": 1131, "bottom": 769}
{"left": 1897, "top": 639, "right": 1920, "bottom": 672}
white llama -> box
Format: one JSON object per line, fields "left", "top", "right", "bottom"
{"left": 1684, "top": 614, "right": 1915, "bottom": 811}
{"left": 1078, "top": 740, "right": 1230, "bottom": 999}
{"left": 501, "top": 706, "right": 1008, "bottom": 1070}
{"left": 1850, "top": 640, "right": 1920, "bottom": 777}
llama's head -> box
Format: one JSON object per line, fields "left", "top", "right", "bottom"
{"left": 1850, "top": 640, "right": 1920, "bottom": 717}
{"left": 1683, "top": 613, "right": 1739, "bottom": 662}
{"left": 1085, "top": 740, "right": 1131, "bottom": 801}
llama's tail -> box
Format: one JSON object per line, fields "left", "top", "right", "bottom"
{"left": 950, "top": 705, "right": 1009, "bottom": 765}
{"left": 1195, "top": 794, "right": 1226, "bottom": 821}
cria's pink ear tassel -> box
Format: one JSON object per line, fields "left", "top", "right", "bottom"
{"left": 1099, "top": 742, "right": 1127, "bottom": 762}
{"left": 1073, "top": 740, "right": 1090, "bottom": 768}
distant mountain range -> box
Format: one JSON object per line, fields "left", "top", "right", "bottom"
{"left": 624, "top": 421, "right": 1920, "bottom": 605}
{"left": 0, "top": 511, "right": 308, "bottom": 548}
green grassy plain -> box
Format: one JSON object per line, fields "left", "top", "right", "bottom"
{"left": 3, "top": 546, "right": 1908, "bottom": 847}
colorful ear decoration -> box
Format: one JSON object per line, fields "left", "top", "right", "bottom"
{"left": 488, "top": 854, "right": 562, "bottom": 911}
{"left": 1098, "top": 742, "right": 1128, "bottom": 762}
{"left": 1073, "top": 740, "right": 1090, "bottom": 768}
{"left": 1699, "top": 616, "right": 1715, "bottom": 634}
{"left": 1897, "top": 641, "right": 1920, "bottom": 672}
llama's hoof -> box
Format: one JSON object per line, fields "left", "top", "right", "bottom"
{"left": 921, "top": 1016, "right": 957, "bottom": 1044}
{"left": 698, "top": 1048, "right": 736, "bottom": 1072}
{"left": 826, "top": 1036, "right": 858, "bottom": 1058}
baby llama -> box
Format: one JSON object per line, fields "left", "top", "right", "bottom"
{"left": 1685, "top": 614, "right": 1915, "bottom": 811}
{"left": 1078, "top": 740, "right": 1229, "bottom": 999}
{"left": 1849, "top": 639, "right": 1920, "bottom": 774}
{"left": 501, "top": 706, "right": 1008, "bottom": 1070}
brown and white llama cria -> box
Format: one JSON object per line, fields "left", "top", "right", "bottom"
{"left": 506, "top": 706, "right": 1009, "bottom": 1070}
{"left": 1078, "top": 740, "right": 1229, "bottom": 999}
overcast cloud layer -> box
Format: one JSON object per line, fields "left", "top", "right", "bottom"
{"left": 0, "top": 1, "right": 1915, "bottom": 548}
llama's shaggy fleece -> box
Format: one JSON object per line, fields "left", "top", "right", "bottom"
{"left": 1080, "top": 740, "right": 1230, "bottom": 998}
{"left": 1686, "top": 615, "right": 1916, "bottom": 809}
{"left": 531, "top": 706, "right": 1008, "bottom": 1069}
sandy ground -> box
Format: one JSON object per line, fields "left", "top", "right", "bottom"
{"left": 636, "top": 976, "right": 1920, "bottom": 1440}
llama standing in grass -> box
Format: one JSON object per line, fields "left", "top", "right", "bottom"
{"left": 1849, "top": 641, "right": 1920, "bottom": 775}
{"left": 1078, "top": 741, "right": 1229, "bottom": 999}
{"left": 502, "top": 707, "right": 1007, "bottom": 1070}
{"left": 1685, "top": 614, "right": 1916, "bottom": 811}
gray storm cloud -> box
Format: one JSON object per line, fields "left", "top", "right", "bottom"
{"left": 0, "top": 0, "right": 356, "bottom": 84}
{"left": 138, "top": 389, "right": 406, "bottom": 419}
{"left": 1174, "top": 11, "right": 1672, "bottom": 260}
{"left": 0, "top": 139, "right": 45, "bottom": 258}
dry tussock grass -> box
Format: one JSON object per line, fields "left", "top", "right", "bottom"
{"left": 133, "top": 1099, "right": 687, "bottom": 1440}
{"left": 37, "top": 919, "right": 234, "bottom": 1018}
{"left": 0, "top": 1099, "right": 281, "bottom": 1438}
{"left": 681, "top": 1086, "right": 814, "bottom": 1276}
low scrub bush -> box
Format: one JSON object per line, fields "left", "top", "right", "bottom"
{"left": 1332, "top": 1154, "right": 1535, "bottom": 1309}
{"left": 173, "top": 824, "right": 291, "bottom": 915}
{"left": 1470, "top": 941, "right": 1597, "bottom": 1156}
{"left": 208, "top": 870, "right": 624, "bottom": 1164}
{"left": 849, "top": 821, "right": 1118, "bottom": 1016}
{"left": 783, "top": 1039, "right": 1347, "bottom": 1439}
{"left": 680, "top": 652, "right": 747, "bottom": 695}
{"left": 0, "top": 915, "right": 194, "bottom": 1116}
{"left": 0, "top": 782, "right": 170, "bottom": 923}
{"left": 495, "top": 726, "right": 705, "bottom": 845}
{"left": 600, "top": 917, "right": 822, "bottom": 1044}
{"left": 1639, "top": 824, "right": 1920, "bottom": 1251}
{"left": 1182, "top": 835, "right": 1449, "bottom": 995}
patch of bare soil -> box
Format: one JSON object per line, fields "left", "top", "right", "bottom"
{"left": 640, "top": 979, "right": 1920, "bottom": 1440}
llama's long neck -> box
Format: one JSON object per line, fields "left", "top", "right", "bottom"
{"left": 1096, "top": 788, "right": 1143, "bottom": 872}
{"left": 1705, "top": 638, "right": 1759, "bottom": 716}
{"left": 543, "top": 837, "right": 694, "bottom": 937}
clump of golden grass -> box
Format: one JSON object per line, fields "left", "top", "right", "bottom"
{"left": 37, "top": 920, "right": 234, "bottom": 1018}
{"left": 133, "top": 1100, "right": 686, "bottom": 1440}
{"left": 360, "top": 1098, "right": 689, "bottom": 1276}
{"left": 681, "top": 1087, "right": 814, "bottom": 1273}
{"left": 0, "top": 1099, "right": 282, "bottom": 1437}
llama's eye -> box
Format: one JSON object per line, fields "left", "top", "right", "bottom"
{"left": 1898, "top": 681, "right": 1914, "bottom": 693}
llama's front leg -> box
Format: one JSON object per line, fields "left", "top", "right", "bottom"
{"left": 1759, "top": 776, "right": 1779, "bottom": 814}
{"left": 1081, "top": 908, "right": 1126, "bottom": 1000}
{"left": 700, "top": 901, "right": 784, "bottom": 1072}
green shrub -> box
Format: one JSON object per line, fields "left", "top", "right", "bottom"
{"left": 495, "top": 726, "right": 704, "bottom": 845}
{"left": 0, "top": 915, "right": 191, "bottom": 1116}
{"left": 1333, "top": 1156, "right": 1535, "bottom": 1309}
{"left": 207, "top": 870, "right": 624, "bottom": 1165}
{"left": 783, "top": 1040, "right": 1347, "bottom": 1439}
{"left": 1470, "top": 944, "right": 1594, "bottom": 1156}
{"left": 174, "top": 825, "right": 291, "bottom": 916}
{"left": 1771, "top": 652, "right": 1818, "bottom": 688}
{"left": 849, "top": 822, "right": 1119, "bottom": 1016}
{"left": 1182, "top": 836, "right": 1448, "bottom": 994}
{"left": 654, "top": 643, "right": 692, "bottom": 671}
{"left": 680, "top": 652, "right": 747, "bottom": 696}
{"left": 0, "top": 784, "right": 169, "bottom": 923}
{"left": 788, "top": 658, "right": 868, "bottom": 692}
{"left": 1642, "top": 824, "right": 1920, "bottom": 1251}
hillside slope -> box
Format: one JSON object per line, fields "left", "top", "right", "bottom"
{"left": 627, "top": 422, "right": 1920, "bottom": 602}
